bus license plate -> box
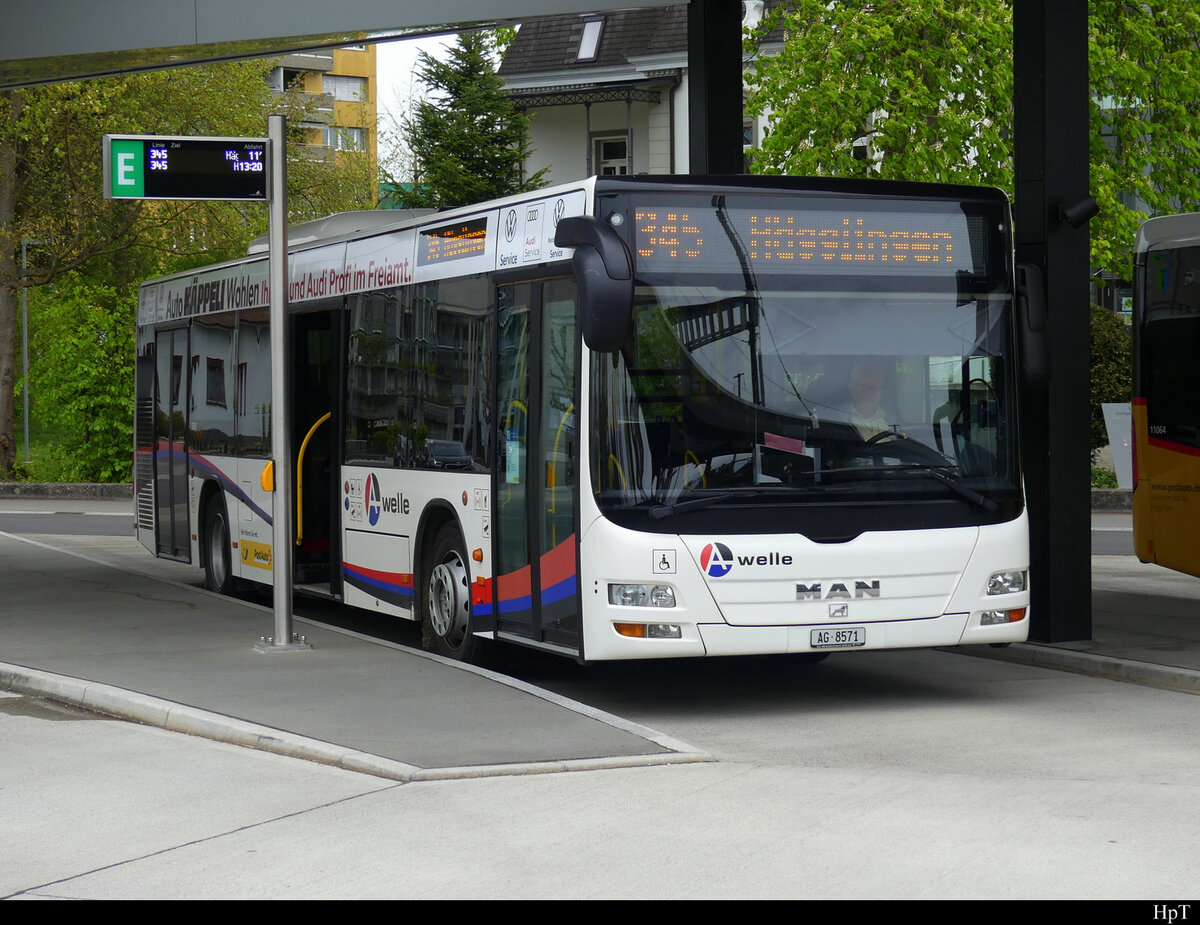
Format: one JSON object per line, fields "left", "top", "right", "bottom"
{"left": 811, "top": 627, "right": 866, "bottom": 649}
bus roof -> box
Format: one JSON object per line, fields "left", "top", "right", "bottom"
{"left": 1136, "top": 212, "right": 1200, "bottom": 256}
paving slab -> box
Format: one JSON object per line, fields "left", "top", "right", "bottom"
{"left": 0, "top": 532, "right": 707, "bottom": 779}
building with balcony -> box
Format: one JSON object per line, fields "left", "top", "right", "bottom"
{"left": 269, "top": 45, "right": 377, "bottom": 166}
{"left": 498, "top": 3, "right": 775, "bottom": 185}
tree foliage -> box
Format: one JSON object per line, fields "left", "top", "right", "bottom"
{"left": 1088, "top": 1, "right": 1200, "bottom": 280}
{"left": 389, "top": 31, "right": 546, "bottom": 209}
{"left": 26, "top": 277, "right": 136, "bottom": 482}
{"left": 1089, "top": 303, "right": 1132, "bottom": 454}
{"left": 0, "top": 60, "right": 376, "bottom": 478}
{"left": 745, "top": 1, "right": 1200, "bottom": 282}
{"left": 744, "top": 0, "right": 1014, "bottom": 189}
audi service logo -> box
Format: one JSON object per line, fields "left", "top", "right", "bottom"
{"left": 700, "top": 541, "right": 734, "bottom": 578}
{"left": 366, "top": 473, "right": 382, "bottom": 526}
{"left": 504, "top": 208, "right": 518, "bottom": 242}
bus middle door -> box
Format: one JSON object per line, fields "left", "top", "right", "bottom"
{"left": 494, "top": 278, "right": 582, "bottom": 655}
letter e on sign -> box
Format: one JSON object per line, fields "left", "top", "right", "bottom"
{"left": 106, "top": 137, "right": 144, "bottom": 198}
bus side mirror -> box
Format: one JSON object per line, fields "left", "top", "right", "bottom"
{"left": 554, "top": 215, "right": 634, "bottom": 353}
{"left": 1016, "top": 263, "right": 1049, "bottom": 388}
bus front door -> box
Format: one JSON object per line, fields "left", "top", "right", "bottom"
{"left": 292, "top": 309, "right": 342, "bottom": 593}
{"left": 494, "top": 279, "right": 582, "bottom": 655}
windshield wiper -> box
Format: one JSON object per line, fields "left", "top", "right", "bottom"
{"left": 647, "top": 487, "right": 799, "bottom": 520}
{"left": 821, "top": 463, "right": 998, "bottom": 512}
{"left": 645, "top": 466, "right": 997, "bottom": 519}
{"left": 911, "top": 466, "right": 998, "bottom": 512}
{"left": 648, "top": 492, "right": 738, "bottom": 521}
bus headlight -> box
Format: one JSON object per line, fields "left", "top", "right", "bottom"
{"left": 986, "top": 569, "right": 1027, "bottom": 595}
{"left": 608, "top": 583, "right": 676, "bottom": 607}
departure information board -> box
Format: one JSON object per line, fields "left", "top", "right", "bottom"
{"left": 104, "top": 135, "right": 270, "bottom": 201}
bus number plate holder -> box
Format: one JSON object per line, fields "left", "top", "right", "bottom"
{"left": 811, "top": 627, "right": 866, "bottom": 649}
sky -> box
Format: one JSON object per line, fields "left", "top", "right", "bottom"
{"left": 375, "top": 34, "right": 457, "bottom": 124}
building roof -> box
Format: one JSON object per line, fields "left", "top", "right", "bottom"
{"left": 498, "top": 6, "right": 689, "bottom": 76}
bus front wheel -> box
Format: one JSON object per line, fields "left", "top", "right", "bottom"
{"left": 204, "top": 497, "right": 236, "bottom": 596}
{"left": 422, "top": 524, "right": 479, "bottom": 662}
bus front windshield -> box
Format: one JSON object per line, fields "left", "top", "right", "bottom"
{"left": 590, "top": 192, "right": 1019, "bottom": 531}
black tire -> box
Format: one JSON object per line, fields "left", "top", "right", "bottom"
{"left": 204, "top": 496, "right": 236, "bottom": 596}
{"left": 421, "top": 523, "right": 480, "bottom": 662}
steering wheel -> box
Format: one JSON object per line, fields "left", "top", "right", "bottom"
{"left": 864, "top": 429, "right": 904, "bottom": 446}
{"left": 858, "top": 427, "right": 958, "bottom": 468}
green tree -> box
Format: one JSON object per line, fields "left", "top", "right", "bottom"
{"left": 743, "top": 0, "right": 1014, "bottom": 189}
{"left": 389, "top": 31, "right": 546, "bottom": 209}
{"left": 25, "top": 278, "right": 136, "bottom": 482}
{"left": 1089, "top": 1, "right": 1200, "bottom": 280}
{"left": 0, "top": 61, "right": 376, "bottom": 477}
{"left": 744, "top": 1, "right": 1200, "bottom": 282}
{"left": 1089, "top": 303, "right": 1132, "bottom": 454}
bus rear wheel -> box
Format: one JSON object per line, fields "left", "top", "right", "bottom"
{"left": 204, "top": 497, "right": 236, "bottom": 596}
{"left": 422, "top": 524, "right": 479, "bottom": 662}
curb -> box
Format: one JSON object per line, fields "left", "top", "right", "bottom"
{"left": 1090, "top": 488, "right": 1132, "bottom": 511}
{"left": 954, "top": 640, "right": 1200, "bottom": 695}
{"left": 0, "top": 482, "right": 132, "bottom": 500}
{"left": 0, "top": 661, "right": 711, "bottom": 783}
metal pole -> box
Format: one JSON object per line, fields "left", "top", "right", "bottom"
{"left": 687, "top": 0, "right": 744, "bottom": 175}
{"left": 1014, "top": 0, "right": 1092, "bottom": 641}
{"left": 21, "top": 239, "right": 29, "bottom": 463}
{"left": 256, "top": 114, "right": 309, "bottom": 653}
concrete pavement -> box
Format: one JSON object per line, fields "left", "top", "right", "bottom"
{"left": 3, "top": 504, "right": 1200, "bottom": 899}
{"left": 0, "top": 503, "right": 1196, "bottom": 784}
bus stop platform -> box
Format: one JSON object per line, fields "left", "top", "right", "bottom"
{"left": 2, "top": 510, "right": 1198, "bottom": 783}
{"left": 0, "top": 532, "right": 707, "bottom": 782}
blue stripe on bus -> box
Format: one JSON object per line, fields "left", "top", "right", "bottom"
{"left": 187, "top": 452, "right": 274, "bottom": 525}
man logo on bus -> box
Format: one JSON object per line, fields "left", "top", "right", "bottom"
{"left": 366, "top": 474, "right": 382, "bottom": 526}
{"left": 700, "top": 541, "right": 734, "bottom": 578}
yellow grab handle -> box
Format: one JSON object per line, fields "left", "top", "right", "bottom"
{"left": 296, "top": 412, "right": 332, "bottom": 545}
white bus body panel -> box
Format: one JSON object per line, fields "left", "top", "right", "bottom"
{"left": 339, "top": 466, "right": 492, "bottom": 619}
{"left": 578, "top": 509, "right": 1029, "bottom": 660}
{"left": 188, "top": 455, "right": 278, "bottom": 585}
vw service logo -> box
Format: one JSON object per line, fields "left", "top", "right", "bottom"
{"left": 700, "top": 541, "right": 734, "bottom": 578}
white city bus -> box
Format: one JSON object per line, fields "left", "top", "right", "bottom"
{"left": 135, "top": 174, "right": 1030, "bottom": 662}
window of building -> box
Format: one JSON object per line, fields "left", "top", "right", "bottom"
{"left": 577, "top": 18, "right": 603, "bottom": 61}
{"left": 280, "top": 68, "right": 309, "bottom": 91}
{"left": 206, "top": 357, "right": 227, "bottom": 407}
{"left": 324, "top": 126, "right": 366, "bottom": 152}
{"left": 324, "top": 74, "right": 368, "bottom": 102}
{"left": 595, "top": 136, "right": 628, "bottom": 175}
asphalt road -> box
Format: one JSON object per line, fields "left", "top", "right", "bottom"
{"left": 0, "top": 502, "right": 135, "bottom": 537}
